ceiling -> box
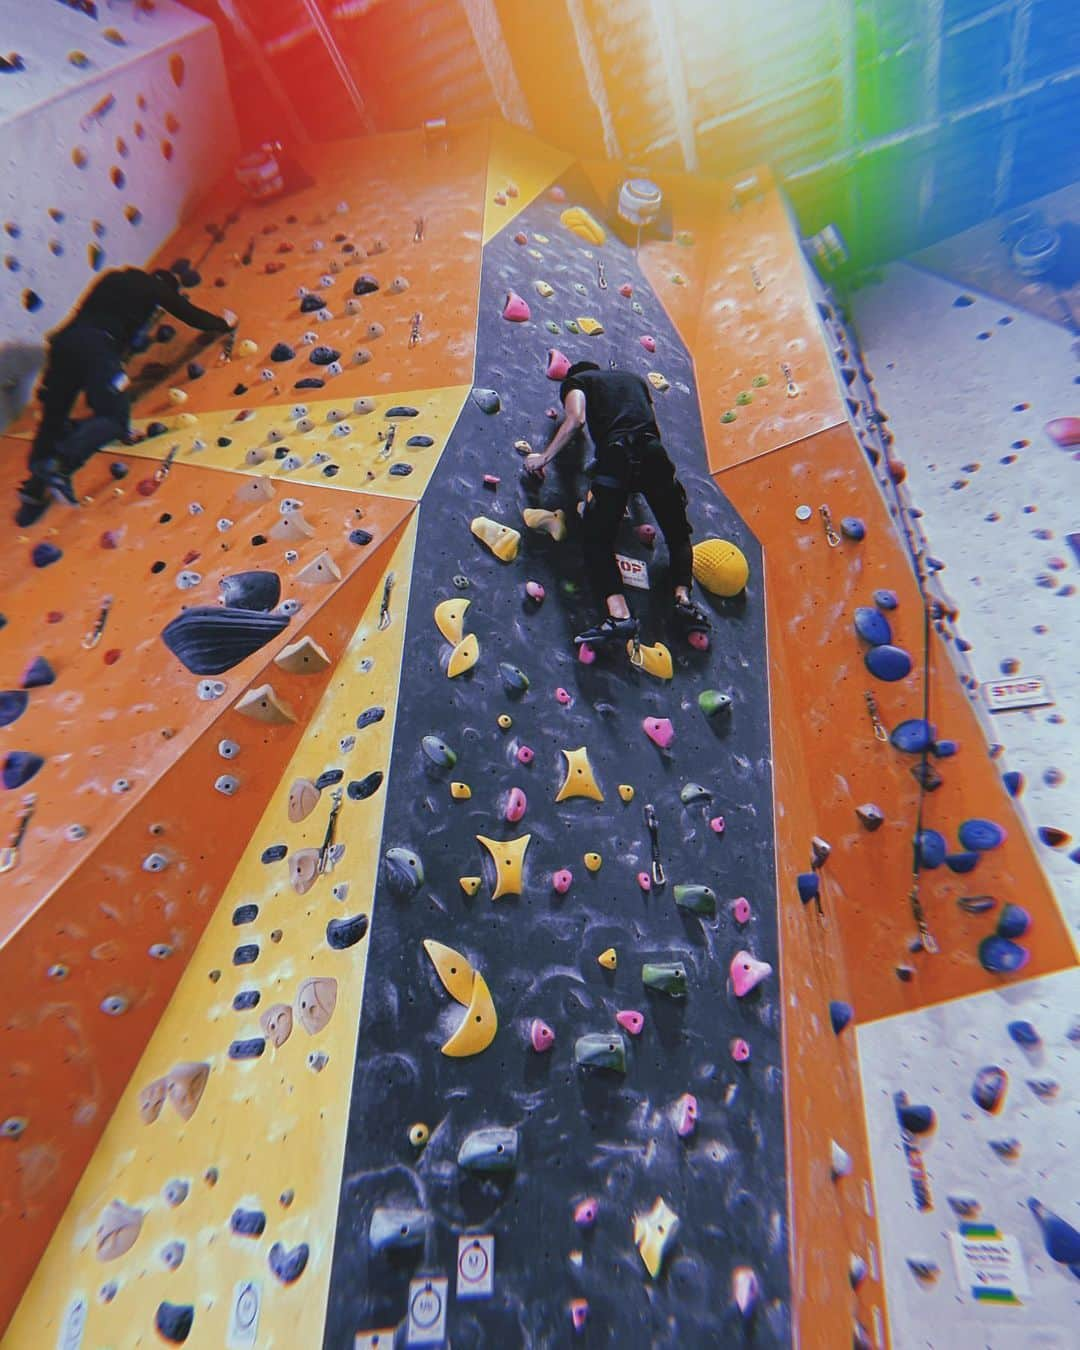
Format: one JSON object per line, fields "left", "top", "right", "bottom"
{"left": 185, "top": 0, "right": 1080, "bottom": 266}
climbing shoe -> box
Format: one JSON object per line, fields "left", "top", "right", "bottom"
{"left": 15, "top": 479, "right": 49, "bottom": 528}
{"left": 674, "top": 598, "right": 711, "bottom": 628}
{"left": 574, "top": 614, "right": 640, "bottom": 646}
{"left": 41, "top": 462, "right": 79, "bottom": 506}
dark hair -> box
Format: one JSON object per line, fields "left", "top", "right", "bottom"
{"left": 566, "top": 361, "right": 600, "bottom": 378}
{"left": 152, "top": 267, "right": 182, "bottom": 291}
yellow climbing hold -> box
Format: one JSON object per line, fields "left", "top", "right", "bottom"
{"left": 598, "top": 948, "right": 617, "bottom": 971}
{"left": 434, "top": 597, "right": 470, "bottom": 644}
{"left": 175, "top": 412, "right": 199, "bottom": 427}
{"left": 576, "top": 316, "right": 604, "bottom": 337}
{"left": 522, "top": 507, "right": 567, "bottom": 541}
{"left": 236, "top": 338, "right": 258, "bottom": 356}
{"left": 535, "top": 280, "right": 554, "bottom": 298}
{"left": 409, "top": 1122, "right": 430, "bottom": 1148}
{"left": 441, "top": 970, "right": 498, "bottom": 1057}
{"left": 476, "top": 833, "right": 531, "bottom": 900}
{"left": 447, "top": 632, "right": 480, "bottom": 678}
{"left": 450, "top": 782, "right": 472, "bottom": 800}
{"left": 627, "top": 640, "right": 673, "bottom": 679}
{"left": 647, "top": 372, "right": 670, "bottom": 391}
{"left": 634, "top": 1196, "right": 680, "bottom": 1278}
{"left": 555, "top": 746, "right": 604, "bottom": 803}
{"left": 692, "top": 538, "right": 750, "bottom": 597}
{"left": 560, "top": 205, "right": 606, "bottom": 246}
{"left": 459, "top": 875, "right": 481, "bottom": 896}
{"left": 471, "top": 516, "right": 521, "bottom": 563}
{"left": 497, "top": 713, "right": 513, "bottom": 730}
{"left": 618, "top": 784, "right": 635, "bottom": 802}
{"left": 422, "top": 939, "right": 476, "bottom": 1004}
{"left": 584, "top": 852, "right": 602, "bottom": 873}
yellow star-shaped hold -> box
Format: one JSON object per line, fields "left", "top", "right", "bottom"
{"left": 476, "top": 833, "right": 531, "bottom": 900}
{"left": 555, "top": 746, "right": 604, "bottom": 803}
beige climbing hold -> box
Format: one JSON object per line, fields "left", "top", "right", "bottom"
{"left": 441, "top": 970, "right": 498, "bottom": 1058}
{"left": 450, "top": 782, "right": 472, "bottom": 800}
{"left": 598, "top": 948, "right": 617, "bottom": 970}
{"left": 434, "top": 598, "right": 470, "bottom": 644}
{"left": 236, "top": 338, "right": 258, "bottom": 356}
{"left": 235, "top": 683, "right": 297, "bottom": 724}
{"left": 522, "top": 507, "right": 567, "bottom": 541}
{"left": 165, "top": 1061, "right": 209, "bottom": 1122}
{"left": 634, "top": 1196, "right": 680, "bottom": 1278}
{"left": 235, "top": 476, "right": 276, "bottom": 504}
{"left": 296, "top": 550, "right": 341, "bottom": 585}
{"left": 289, "top": 848, "right": 321, "bottom": 896}
{"left": 168, "top": 387, "right": 188, "bottom": 404}
{"left": 647, "top": 372, "right": 670, "bottom": 392}
{"left": 275, "top": 635, "right": 331, "bottom": 674}
{"left": 628, "top": 640, "right": 673, "bottom": 680}
{"left": 422, "top": 939, "right": 476, "bottom": 1004}
{"left": 260, "top": 1003, "right": 293, "bottom": 1048}
{"left": 288, "top": 778, "right": 321, "bottom": 823}
{"left": 137, "top": 1076, "right": 168, "bottom": 1125}
{"left": 245, "top": 447, "right": 269, "bottom": 466}
{"left": 459, "top": 875, "right": 481, "bottom": 895}
{"left": 555, "top": 746, "right": 604, "bottom": 803}
{"left": 476, "top": 833, "right": 530, "bottom": 899}
{"left": 175, "top": 412, "right": 198, "bottom": 427}
{"left": 471, "top": 516, "right": 521, "bottom": 562}
{"left": 447, "top": 633, "right": 479, "bottom": 678}
{"left": 576, "top": 316, "right": 604, "bottom": 337}
{"left": 535, "top": 280, "right": 554, "bottom": 298}
{"left": 95, "top": 1199, "right": 144, "bottom": 1262}
{"left": 270, "top": 512, "right": 316, "bottom": 542}
{"left": 618, "top": 784, "right": 635, "bottom": 802}
{"left": 296, "top": 976, "right": 337, "bottom": 1034}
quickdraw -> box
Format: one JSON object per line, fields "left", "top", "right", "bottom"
{"left": 819, "top": 504, "right": 842, "bottom": 547}
{"left": 82, "top": 595, "right": 114, "bottom": 650}
{"left": 643, "top": 803, "right": 666, "bottom": 888}
{"left": 377, "top": 423, "right": 396, "bottom": 460}
{"left": 864, "top": 690, "right": 888, "bottom": 742}
{"left": 597, "top": 259, "right": 607, "bottom": 290}
{"left": 378, "top": 572, "right": 396, "bottom": 631}
{"left": 0, "top": 794, "right": 36, "bottom": 874}
{"left": 317, "top": 788, "right": 343, "bottom": 874}
{"left": 409, "top": 311, "right": 422, "bottom": 348}
{"left": 781, "top": 361, "right": 799, "bottom": 398}
{"left": 154, "top": 442, "right": 181, "bottom": 483}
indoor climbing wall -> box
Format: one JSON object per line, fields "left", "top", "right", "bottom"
{"left": 0, "top": 0, "right": 238, "bottom": 423}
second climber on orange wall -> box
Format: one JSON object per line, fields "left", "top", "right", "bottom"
{"left": 524, "top": 360, "right": 709, "bottom": 646}
{"left": 15, "top": 266, "right": 237, "bottom": 527}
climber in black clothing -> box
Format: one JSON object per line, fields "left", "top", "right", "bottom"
{"left": 524, "top": 361, "right": 708, "bottom": 645}
{"left": 16, "top": 267, "right": 237, "bottom": 526}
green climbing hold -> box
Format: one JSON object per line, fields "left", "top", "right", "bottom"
{"left": 752, "top": 375, "right": 769, "bottom": 388}
{"left": 735, "top": 391, "right": 752, "bottom": 406}
{"left": 721, "top": 411, "right": 737, "bottom": 424}
{"left": 545, "top": 320, "right": 560, "bottom": 335}
{"left": 565, "top": 320, "right": 580, "bottom": 334}
{"left": 673, "top": 884, "right": 717, "bottom": 917}
{"left": 698, "top": 690, "right": 732, "bottom": 716}
{"left": 574, "top": 1032, "right": 628, "bottom": 1073}
{"left": 679, "top": 783, "right": 712, "bottom": 805}
{"left": 642, "top": 961, "right": 688, "bottom": 997}
{"left": 457, "top": 1126, "right": 519, "bottom": 1173}
{"left": 421, "top": 734, "right": 457, "bottom": 768}
{"left": 499, "top": 662, "right": 530, "bottom": 694}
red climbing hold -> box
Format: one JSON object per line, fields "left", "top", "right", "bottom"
{"left": 639, "top": 335, "right": 656, "bottom": 352}
{"left": 1045, "top": 417, "right": 1080, "bottom": 447}
{"left": 619, "top": 283, "right": 633, "bottom": 298}
{"left": 502, "top": 290, "right": 530, "bottom": 322}
{"left": 104, "top": 649, "right": 122, "bottom": 666}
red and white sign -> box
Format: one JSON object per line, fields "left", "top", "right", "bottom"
{"left": 616, "top": 554, "right": 650, "bottom": 591}
{"left": 981, "top": 676, "right": 1053, "bottom": 713}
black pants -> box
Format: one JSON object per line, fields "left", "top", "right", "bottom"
{"left": 28, "top": 325, "right": 129, "bottom": 478}
{"left": 582, "top": 435, "right": 693, "bottom": 600}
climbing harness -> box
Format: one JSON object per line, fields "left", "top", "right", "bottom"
{"left": 82, "top": 595, "right": 114, "bottom": 650}
{"left": 154, "top": 442, "right": 181, "bottom": 483}
{"left": 0, "top": 794, "right": 36, "bottom": 874}
{"left": 818, "top": 504, "right": 842, "bottom": 548}
{"left": 317, "top": 788, "right": 343, "bottom": 874}
{"left": 643, "top": 803, "right": 666, "bottom": 888}
{"left": 863, "top": 690, "right": 888, "bottom": 742}
{"left": 378, "top": 573, "right": 395, "bottom": 630}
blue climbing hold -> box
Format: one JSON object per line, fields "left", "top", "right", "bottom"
{"left": 978, "top": 934, "right": 1029, "bottom": 974}
{"left": 299, "top": 294, "right": 326, "bottom": 313}
{"left": 230, "top": 1207, "right": 267, "bottom": 1237}
{"left": 406, "top": 435, "right": 434, "bottom": 447}
{"left": 873, "top": 589, "right": 899, "bottom": 610}
{"left": 0, "top": 691, "right": 28, "bottom": 727}
{"left": 310, "top": 345, "right": 340, "bottom": 366}
{"left": 932, "top": 739, "right": 959, "bottom": 758}
{"left": 356, "top": 706, "right": 385, "bottom": 730}
{"left": 260, "top": 843, "right": 288, "bottom": 864}
{"left": 349, "top": 529, "right": 373, "bottom": 546}
{"left": 22, "top": 656, "right": 54, "bottom": 688}
{"left": 853, "top": 606, "right": 892, "bottom": 646}
{"left": 233, "top": 989, "right": 260, "bottom": 1011}
{"left": 232, "top": 903, "right": 258, "bottom": 925}
{"left": 110, "top": 461, "right": 128, "bottom": 479}
{"left": 270, "top": 342, "right": 295, "bottom": 361}
{"left": 997, "top": 904, "right": 1030, "bottom": 939}
{"left": 295, "top": 377, "right": 325, "bottom": 389}
{"left": 1029, "top": 1198, "right": 1080, "bottom": 1265}
{"left": 314, "top": 769, "right": 343, "bottom": 789}
{"left": 958, "top": 818, "right": 1006, "bottom": 851}
{"left": 388, "top": 463, "right": 413, "bottom": 476}
{"left": 865, "top": 644, "right": 913, "bottom": 681}
{"left": 841, "top": 517, "right": 866, "bottom": 541}
{"left": 944, "top": 851, "right": 979, "bottom": 874}
{"left": 915, "top": 829, "right": 947, "bottom": 869}
{"left": 1008, "top": 1020, "right": 1041, "bottom": 1048}
{"left": 228, "top": 1038, "right": 265, "bottom": 1060}
{"left": 797, "top": 872, "right": 820, "bottom": 904}
{"left": 31, "top": 542, "right": 61, "bottom": 568}
{"left": 1002, "top": 770, "right": 1024, "bottom": 797}
{"left": 895, "top": 1097, "right": 935, "bottom": 1134}
{"left": 891, "top": 719, "right": 935, "bottom": 753}
{"left": 3, "top": 750, "right": 44, "bottom": 790}
{"left": 829, "top": 1001, "right": 853, "bottom": 1034}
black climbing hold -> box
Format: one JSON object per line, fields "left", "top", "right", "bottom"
{"left": 347, "top": 771, "right": 383, "bottom": 800}
{"left": 300, "top": 294, "right": 326, "bottom": 313}
{"left": 233, "top": 989, "right": 260, "bottom": 1011}
{"left": 274, "top": 447, "right": 289, "bottom": 460}
{"left": 261, "top": 844, "right": 287, "bottom": 863}
{"left": 322, "top": 464, "right": 339, "bottom": 477}
{"left": 348, "top": 528, "right": 373, "bottom": 546}
{"left": 230, "top": 1207, "right": 267, "bottom": 1237}
{"left": 895, "top": 1098, "right": 935, "bottom": 1133}
{"left": 228, "top": 1037, "right": 265, "bottom": 1060}
{"left": 406, "top": 435, "right": 434, "bottom": 447}
{"left": 356, "top": 706, "right": 385, "bottom": 730}
{"left": 178, "top": 268, "right": 200, "bottom": 288}
{"left": 22, "top": 290, "right": 43, "bottom": 313}
{"left": 146, "top": 421, "right": 169, "bottom": 437}
{"left": 271, "top": 341, "right": 295, "bottom": 361}
{"left": 470, "top": 387, "right": 501, "bottom": 415}
{"left": 314, "top": 768, "right": 344, "bottom": 790}
{"left": 110, "top": 461, "right": 129, "bottom": 480}
{"left": 232, "top": 903, "right": 259, "bottom": 925}
{"left": 251, "top": 534, "right": 268, "bottom": 547}
{"left": 0, "top": 691, "right": 28, "bottom": 727}
{"left": 151, "top": 560, "right": 167, "bottom": 574}
{"left": 170, "top": 257, "right": 191, "bottom": 273}
{"left": 160, "top": 606, "right": 289, "bottom": 675}
{"left": 217, "top": 436, "right": 232, "bottom": 447}
{"left": 155, "top": 1301, "right": 194, "bottom": 1344}
{"left": 309, "top": 346, "right": 340, "bottom": 366}
{"left": 386, "top": 406, "right": 419, "bottom": 418}
{"left": 32, "top": 542, "right": 61, "bottom": 568}
{"left": 156, "top": 324, "right": 176, "bottom": 342}
{"left": 327, "top": 913, "right": 369, "bottom": 949}
{"left": 388, "top": 463, "right": 413, "bottom": 476}
{"left": 232, "top": 383, "right": 248, "bottom": 396}
{"left": 219, "top": 571, "right": 282, "bottom": 611}
{"left": 232, "top": 943, "right": 259, "bottom": 965}
{"left": 3, "top": 751, "right": 44, "bottom": 790}
{"left": 352, "top": 275, "right": 379, "bottom": 295}
{"left": 160, "top": 513, "right": 172, "bottom": 524}
{"left": 295, "top": 377, "right": 325, "bottom": 389}
{"left": 268, "top": 1241, "right": 309, "bottom": 1285}
{"left": 21, "top": 656, "right": 55, "bottom": 688}
{"left": 187, "top": 361, "right": 204, "bottom": 379}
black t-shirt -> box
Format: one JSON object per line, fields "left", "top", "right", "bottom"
{"left": 559, "top": 368, "right": 659, "bottom": 451}
{"left": 56, "top": 268, "right": 229, "bottom": 348}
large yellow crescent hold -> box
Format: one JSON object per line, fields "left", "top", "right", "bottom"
{"left": 434, "top": 598, "right": 470, "bottom": 644}
{"left": 422, "top": 939, "right": 476, "bottom": 1004}
{"left": 440, "top": 971, "right": 497, "bottom": 1057}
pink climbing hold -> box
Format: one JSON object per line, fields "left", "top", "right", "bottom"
{"left": 552, "top": 868, "right": 573, "bottom": 895}
{"left": 710, "top": 816, "right": 726, "bottom": 835}
{"left": 525, "top": 580, "right": 545, "bottom": 603}
{"left": 516, "top": 744, "right": 535, "bottom": 765}
{"left": 578, "top": 643, "right": 596, "bottom": 665}
{"left": 688, "top": 631, "right": 710, "bottom": 651}
{"left": 639, "top": 335, "right": 656, "bottom": 353}
{"left": 731, "top": 896, "right": 751, "bottom": 924}
{"left": 733, "top": 1266, "right": 760, "bottom": 1317}
{"left": 483, "top": 474, "right": 500, "bottom": 489}
{"left": 555, "top": 687, "right": 572, "bottom": 705}
{"left": 619, "top": 283, "right": 633, "bottom": 298}
{"left": 530, "top": 1018, "right": 555, "bottom": 1052}
{"left": 570, "top": 1299, "right": 589, "bottom": 1332}
{"left": 505, "top": 786, "right": 527, "bottom": 823}
{"left": 550, "top": 185, "right": 567, "bottom": 202}
{"left": 636, "top": 871, "right": 652, "bottom": 892}
{"left": 502, "top": 290, "right": 531, "bottom": 322}
{"left": 636, "top": 523, "right": 656, "bottom": 547}
{"left": 546, "top": 348, "right": 571, "bottom": 380}
{"left": 643, "top": 716, "right": 675, "bottom": 749}
{"left": 730, "top": 1037, "right": 751, "bottom": 1062}
{"left": 1045, "top": 417, "right": 1080, "bottom": 448}
{"left": 616, "top": 1009, "right": 644, "bottom": 1036}
{"left": 673, "top": 1092, "right": 698, "bottom": 1137}
{"left": 573, "top": 1197, "right": 598, "bottom": 1227}
{"left": 731, "top": 950, "right": 773, "bottom": 997}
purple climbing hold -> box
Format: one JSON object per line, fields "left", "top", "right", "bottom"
{"left": 3, "top": 750, "right": 44, "bottom": 789}
{"left": 31, "top": 542, "right": 62, "bottom": 568}
{"left": 978, "top": 934, "right": 1030, "bottom": 974}
{"left": 997, "top": 904, "right": 1030, "bottom": 939}
{"left": 349, "top": 528, "right": 373, "bottom": 546}
{"left": 295, "top": 377, "right": 325, "bottom": 389}
{"left": 309, "top": 346, "right": 340, "bottom": 366}
{"left": 972, "top": 1065, "right": 1007, "bottom": 1113}
{"left": 958, "top": 818, "right": 1006, "bottom": 851}
{"left": 187, "top": 361, "right": 204, "bottom": 379}
{"left": 853, "top": 606, "right": 892, "bottom": 646}
{"left": 865, "top": 644, "right": 912, "bottom": 681}
{"left": 110, "top": 461, "right": 129, "bottom": 479}
{"left": 270, "top": 342, "right": 295, "bottom": 361}
{"left": 21, "top": 656, "right": 54, "bottom": 688}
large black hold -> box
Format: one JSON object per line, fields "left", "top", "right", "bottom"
{"left": 161, "top": 606, "right": 289, "bottom": 675}
{"left": 219, "top": 570, "right": 282, "bottom": 611}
